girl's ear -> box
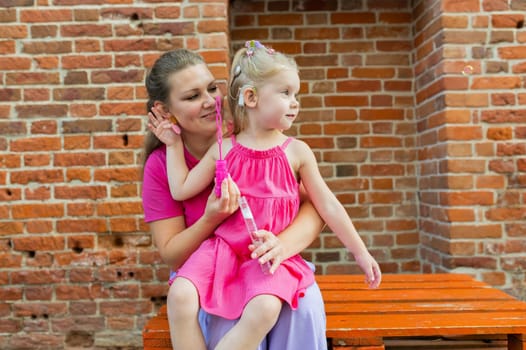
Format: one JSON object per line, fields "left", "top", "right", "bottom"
{"left": 243, "top": 87, "right": 258, "bottom": 107}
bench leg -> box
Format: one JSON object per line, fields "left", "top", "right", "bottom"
{"left": 509, "top": 334, "right": 525, "bottom": 350}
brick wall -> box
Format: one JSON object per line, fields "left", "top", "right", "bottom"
{"left": 1, "top": 0, "right": 525, "bottom": 348}
{"left": 413, "top": 0, "right": 526, "bottom": 297}
{"left": 1, "top": 0, "right": 230, "bottom": 348}
{"left": 229, "top": 0, "right": 420, "bottom": 275}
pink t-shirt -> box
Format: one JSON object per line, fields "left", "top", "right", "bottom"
{"left": 142, "top": 145, "right": 212, "bottom": 227}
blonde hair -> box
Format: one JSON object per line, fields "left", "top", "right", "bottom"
{"left": 228, "top": 41, "right": 298, "bottom": 134}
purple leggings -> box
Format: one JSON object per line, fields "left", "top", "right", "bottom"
{"left": 204, "top": 281, "right": 327, "bottom": 349}
{"left": 169, "top": 264, "right": 327, "bottom": 350}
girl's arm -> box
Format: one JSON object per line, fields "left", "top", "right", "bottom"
{"left": 293, "top": 140, "right": 381, "bottom": 288}
{"left": 166, "top": 142, "right": 218, "bottom": 200}
{"left": 152, "top": 178, "right": 239, "bottom": 269}
{"left": 148, "top": 111, "right": 219, "bottom": 201}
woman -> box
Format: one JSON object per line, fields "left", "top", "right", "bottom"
{"left": 142, "top": 49, "right": 327, "bottom": 349}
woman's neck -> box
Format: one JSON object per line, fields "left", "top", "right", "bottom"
{"left": 182, "top": 133, "right": 215, "bottom": 160}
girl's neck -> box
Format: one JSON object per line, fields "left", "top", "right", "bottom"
{"left": 236, "top": 127, "right": 285, "bottom": 150}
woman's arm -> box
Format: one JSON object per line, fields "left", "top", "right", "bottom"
{"left": 250, "top": 186, "right": 325, "bottom": 274}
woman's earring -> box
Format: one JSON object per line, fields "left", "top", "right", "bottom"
{"left": 167, "top": 114, "right": 181, "bottom": 134}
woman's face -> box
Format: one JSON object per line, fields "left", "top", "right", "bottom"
{"left": 165, "top": 63, "right": 221, "bottom": 138}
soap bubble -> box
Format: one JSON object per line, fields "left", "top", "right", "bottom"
{"left": 462, "top": 65, "right": 473, "bottom": 75}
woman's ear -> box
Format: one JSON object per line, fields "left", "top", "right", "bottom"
{"left": 152, "top": 101, "right": 170, "bottom": 118}
{"left": 243, "top": 87, "right": 258, "bottom": 107}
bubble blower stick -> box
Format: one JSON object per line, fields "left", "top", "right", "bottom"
{"left": 214, "top": 96, "right": 228, "bottom": 197}
{"left": 238, "top": 196, "right": 272, "bottom": 275}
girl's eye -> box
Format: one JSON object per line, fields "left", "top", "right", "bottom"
{"left": 186, "top": 94, "right": 199, "bottom": 100}
{"left": 282, "top": 90, "right": 289, "bottom": 95}
{"left": 208, "top": 86, "right": 218, "bottom": 93}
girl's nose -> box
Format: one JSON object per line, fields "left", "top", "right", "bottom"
{"left": 291, "top": 98, "right": 299, "bottom": 108}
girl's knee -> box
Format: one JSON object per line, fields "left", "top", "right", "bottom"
{"left": 167, "top": 278, "right": 199, "bottom": 317}
{"left": 247, "top": 295, "right": 282, "bottom": 327}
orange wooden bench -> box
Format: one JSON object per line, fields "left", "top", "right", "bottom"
{"left": 143, "top": 273, "right": 526, "bottom": 350}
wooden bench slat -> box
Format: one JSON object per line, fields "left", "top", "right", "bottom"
{"left": 318, "top": 280, "right": 487, "bottom": 290}
{"left": 324, "top": 300, "right": 526, "bottom": 314}
{"left": 325, "top": 311, "right": 526, "bottom": 338}
{"left": 321, "top": 288, "right": 515, "bottom": 302}
{"left": 315, "top": 273, "right": 474, "bottom": 283}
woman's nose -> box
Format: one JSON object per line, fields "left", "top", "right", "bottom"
{"left": 203, "top": 93, "right": 216, "bottom": 108}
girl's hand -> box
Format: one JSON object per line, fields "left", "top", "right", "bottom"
{"left": 147, "top": 107, "right": 181, "bottom": 146}
{"left": 249, "top": 230, "right": 283, "bottom": 274}
{"left": 354, "top": 251, "right": 382, "bottom": 289}
{"left": 203, "top": 176, "right": 240, "bottom": 224}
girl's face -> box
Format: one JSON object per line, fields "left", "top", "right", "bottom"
{"left": 165, "top": 63, "right": 221, "bottom": 137}
{"left": 253, "top": 68, "right": 300, "bottom": 131}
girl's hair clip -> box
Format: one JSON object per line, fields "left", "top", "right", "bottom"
{"left": 238, "top": 84, "right": 254, "bottom": 106}
{"left": 244, "top": 40, "right": 274, "bottom": 57}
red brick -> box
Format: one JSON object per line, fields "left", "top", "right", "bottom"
{"left": 499, "top": 46, "right": 526, "bottom": 59}
{"left": 110, "top": 218, "right": 138, "bottom": 233}
{"left": 492, "top": 93, "right": 516, "bottom": 105}
{"left": 441, "top": 191, "right": 495, "bottom": 206}
{"left": 360, "top": 109, "right": 404, "bottom": 120}
{"left": 295, "top": 27, "right": 339, "bottom": 39}
{"left": 472, "top": 76, "right": 521, "bottom": 89}
{"left": 96, "top": 201, "right": 143, "bottom": 216}
{"left": 26, "top": 221, "right": 53, "bottom": 234}
{"left": 492, "top": 14, "right": 524, "bottom": 27}
{"left": 476, "top": 175, "right": 506, "bottom": 189}
{"left": 56, "top": 219, "right": 107, "bottom": 233}
{"left": 439, "top": 125, "right": 483, "bottom": 141}
{"left": 10, "top": 169, "right": 64, "bottom": 184}
{"left": 12, "top": 236, "right": 65, "bottom": 251}
{"left": 361, "top": 136, "right": 403, "bottom": 148}
{"left": 449, "top": 224, "right": 502, "bottom": 238}
{"left": 54, "top": 152, "right": 105, "bottom": 166}
{"left": 24, "top": 186, "right": 51, "bottom": 201}
{"left": 489, "top": 159, "right": 515, "bottom": 173}
{"left": 486, "top": 208, "right": 526, "bottom": 221}
{"left": 30, "top": 120, "right": 57, "bottom": 134}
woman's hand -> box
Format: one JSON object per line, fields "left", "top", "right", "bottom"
{"left": 249, "top": 230, "right": 284, "bottom": 275}
{"left": 147, "top": 107, "right": 181, "bottom": 147}
{"left": 203, "top": 176, "right": 240, "bottom": 224}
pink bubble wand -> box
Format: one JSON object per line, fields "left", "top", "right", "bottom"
{"left": 214, "top": 96, "right": 228, "bottom": 197}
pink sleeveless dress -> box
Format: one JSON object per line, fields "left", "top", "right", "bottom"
{"left": 176, "top": 136, "right": 315, "bottom": 319}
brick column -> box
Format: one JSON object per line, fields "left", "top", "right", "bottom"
{"left": 415, "top": 0, "right": 526, "bottom": 295}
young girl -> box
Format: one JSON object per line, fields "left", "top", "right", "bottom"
{"left": 149, "top": 41, "right": 381, "bottom": 350}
